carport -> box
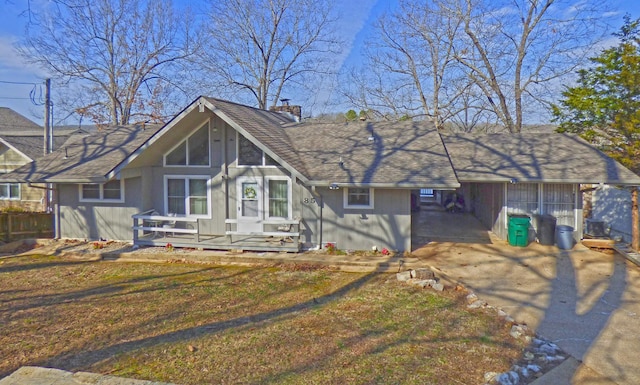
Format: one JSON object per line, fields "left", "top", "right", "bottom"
{"left": 438, "top": 133, "right": 640, "bottom": 243}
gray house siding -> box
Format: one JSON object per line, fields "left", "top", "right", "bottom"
{"left": 59, "top": 177, "right": 143, "bottom": 240}
{"left": 591, "top": 185, "right": 636, "bottom": 242}
{"left": 317, "top": 188, "right": 411, "bottom": 251}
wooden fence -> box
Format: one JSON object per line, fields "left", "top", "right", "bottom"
{"left": 0, "top": 213, "right": 54, "bottom": 242}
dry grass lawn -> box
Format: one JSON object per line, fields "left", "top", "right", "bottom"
{"left": 0, "top": 255, "right": 526, "bottom": 384}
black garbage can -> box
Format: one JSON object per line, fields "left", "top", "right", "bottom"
{"left": 535, "top": 214, "right": 556, "bottom": 246}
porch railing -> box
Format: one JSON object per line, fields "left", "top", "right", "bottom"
{"left": 225, "top": 218, "right": 301, "bottom": 249}
{"left": 132, "top": 209, "right": 199, "bottom": 243}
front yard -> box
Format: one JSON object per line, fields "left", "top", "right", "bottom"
{"left": 0, "top": 255, "right": 524, "bottom": 384}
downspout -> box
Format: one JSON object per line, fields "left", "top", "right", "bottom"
{"left": 311, "top": 186, "right": 323, "bottom": 250}
{"left": 222, "top": 123, "right": 229, "bottom": 221}
{"left": 54, "top": 184, "right": 60, "bottom": 239}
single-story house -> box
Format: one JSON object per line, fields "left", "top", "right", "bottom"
{"left": 0, "top": 107, "right": 74, "bottom": 212}
{"left": 0, "top": 96, "right": 638, "bottom": 252}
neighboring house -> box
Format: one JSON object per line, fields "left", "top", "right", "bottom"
{"left": 1, "top": 97, "right": 638, "bottom": 252}
{"left": 0, "top": 107, "right": 74, "bottom": 212}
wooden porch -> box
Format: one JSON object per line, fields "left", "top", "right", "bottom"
{"left": 132, "top": 210, "right": 301, "bottom": 252}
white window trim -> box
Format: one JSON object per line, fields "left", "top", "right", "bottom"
{"left": 163, "top": 121, "right": 211, "bottom": 167}
{"left": 79, "top": 180, "right": 125, "bottom": 203}
{"left": 163, "top": 175, "right": 212, "bottom": 218}
{"left": 343, "top": 187, "right": 374, "bottom": 210}
{"left": 0, "top": 182, "right": 20, "bottom": 200}
{"left": 236, "top": 132, "right": 279, "bottom": 168}
{"left": 265, "top": 176, "right": 292, "bottom": 219}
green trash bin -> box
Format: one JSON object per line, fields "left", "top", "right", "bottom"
{"left": 508, "top": 215, "right": 531, "bottom": 247}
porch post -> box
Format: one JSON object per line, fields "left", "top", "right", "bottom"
{"left": 632, "top": 187, "right": 638, "bottom": 251}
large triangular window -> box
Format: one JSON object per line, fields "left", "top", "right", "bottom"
{"left": 165, "top": 123, "right": 210, "bottom": 166}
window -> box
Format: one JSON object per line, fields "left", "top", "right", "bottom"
{"left": 238, "top": 133, "right": 279, "bottom": 166}
{"left": 266, "top": 177, "right": 291, "bottom": 218}
{"left": 164, "top": 123, "right": 210, "bottom": 166}
{"left": 506, "top": 183, "right": 538, "bottom": 215}
{"left": 344, "top": 187, "right": 374, "bottom": 209}
{"left": 79, "top": 180, "right": 123, "bottom": 202}
{"left": 165, "top": 176, "right": 210, "bottom": 217}
{"left": 0, "top": 183, "right": 20, "bottom": 200}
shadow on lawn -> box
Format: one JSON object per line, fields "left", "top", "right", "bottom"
{"left": 0, "top": 265, "right": 249, "bottom": 316}
{"left": 38, "top": 271, "right": 379, "bottom": 373}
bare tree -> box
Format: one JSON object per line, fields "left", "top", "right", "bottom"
{"left": 343, "top": 0, "right": 472, "bottom": 128}
{"left": 201, "top": 0, "right": 341, "bottom": 109}
{"left": 452, "top": 0, "right": 610, "bottom": 132}
{"left": 345, "top": 0, "right": 610, "bottom": 132}
{"left": 19, "top": 0, "right": 199, "bottom": 125}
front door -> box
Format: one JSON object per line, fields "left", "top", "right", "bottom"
{"left": 237, "top": 177, "right": 263, "bottom": 233}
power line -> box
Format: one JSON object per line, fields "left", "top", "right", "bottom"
{"left": 0, "top": 80, "right": 41, "bottom": 86}
{"left": 0, "top": 97, "right": 33, "bottom": 100}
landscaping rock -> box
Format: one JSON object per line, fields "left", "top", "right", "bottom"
{"left": 412, "top": 268, "right": 435, "bottom": 280}
{"left": 396, "top": 271, "right": 412, "bottom": 281}
{"left": 431, "top": 282, "right": 445, "bottom": 291}
{"left": 495, "top": 371, "right": 519, "bottom": 385}
{"left": 408, "top": 279, "right": 432, "bottom": 288}
{"left": 466, "top": 292, "right": 479, "bottom": 304}
{"left": 509, "top": 324, "right": 529, "bottom": 339}
{"left": 468, "top": 299, "right": 486, "bottom": 309}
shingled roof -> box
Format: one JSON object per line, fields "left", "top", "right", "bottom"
{"left": 202, "top": 97, "right": 309, "bottom": 177}
{"left": 442, "top": 133, "right": 640, "bottom": 185}
{"left": 1, "top": 98, "right": 638, "bottom": 187}
{"left": 1, "top": 124, "right": 162, "bottom": 183}
{"left": 0, "top": 107, "right": 40, "bottom": 132}
{"left": 0, "top": 107, "right": 77, "bottom": 160}
{"left": 285, "top": 120, "right": 459, "bottom": 188}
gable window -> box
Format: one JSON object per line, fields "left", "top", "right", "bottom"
{"left": 0, "top": 183, "right": 20, "bottom": 200}
{"left": 80, "top": 180, "right": 123, "bottom": 202}
{"left": 164, "top": 123, "right": 210, "bottom": 166}
{"left": 165, "top": 176, "right": 210, "bottom": 217}
{"left": 344, "top": 187, "right": 374, "bottom": 209}
{"left": 238, "top": 134, "right": 279, "bottom": 166}
{"left": 266, "top": 177, "right": 291, "bottom": 219}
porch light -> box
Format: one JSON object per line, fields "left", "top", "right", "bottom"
{"left": 510, "top": 178, "right": 518, "bottom": 184}
{"left": 329, "top": 183, "right": 340, "bottom": 190}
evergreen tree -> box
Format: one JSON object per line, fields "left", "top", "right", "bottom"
{"left": 554, "top": 15, "right": 640, "bottom": 173}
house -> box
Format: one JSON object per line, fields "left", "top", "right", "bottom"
{"left": 0, "top": 97, "right": 638, "bottom": 252}
{"left": 0, "top": 107, "right": 74, "bottom": 212}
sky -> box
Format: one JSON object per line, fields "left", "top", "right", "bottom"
{"left": 0, "top": 0, "right": 639, "bottom": 125}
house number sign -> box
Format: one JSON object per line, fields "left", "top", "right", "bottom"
{"left": 303, "top": 197, "right": 317, "bottom": 204}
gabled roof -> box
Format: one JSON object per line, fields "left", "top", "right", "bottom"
{"left": 285, "top": 121, "right": 459, "bottom": 188}
{"left": 0, "top": 124, "right": 162, "bottom": 183}
{"left": 0, "top": 107, "right": 40, "bottom": 131}
{"left": 0, "top": 107, "right": 77, "bottom": 160}
{"left": 201, "top": 97, "right": 309, "bottom": 178}
{"left": 442, "top": 133, "right": 640, "bottom": 185}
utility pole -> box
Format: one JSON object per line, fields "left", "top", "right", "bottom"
{"left": 43, "top": 78, "right": 52, "bottom": 213}
{"left": 44, "top": 78, "right": 51, "bottom": 156}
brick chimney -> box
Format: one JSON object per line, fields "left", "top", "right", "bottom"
{"left": 269, "top": 98, "right": 302, "bottom": 122}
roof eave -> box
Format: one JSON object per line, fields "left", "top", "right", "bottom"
{"left": 307, "top": 181, "right": 460, "bottom": 189}
{"left": 456, "top": 176, "right": 640, "bottom": 185}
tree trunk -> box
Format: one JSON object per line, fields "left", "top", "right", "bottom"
{"left": 633, "top": 187, "right": 639, "bottom": 251}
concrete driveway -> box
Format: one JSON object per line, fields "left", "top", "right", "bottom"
{"left": 412, "top": 207, "right": 640, "bottom": 385}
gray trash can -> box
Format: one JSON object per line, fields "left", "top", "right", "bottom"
{"left": 556, "top": 225, "right": 574, "bottom": 250}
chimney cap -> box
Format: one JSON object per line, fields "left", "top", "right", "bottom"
{"left": 280, "top": 98, "right": 290, "bottom": 106}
